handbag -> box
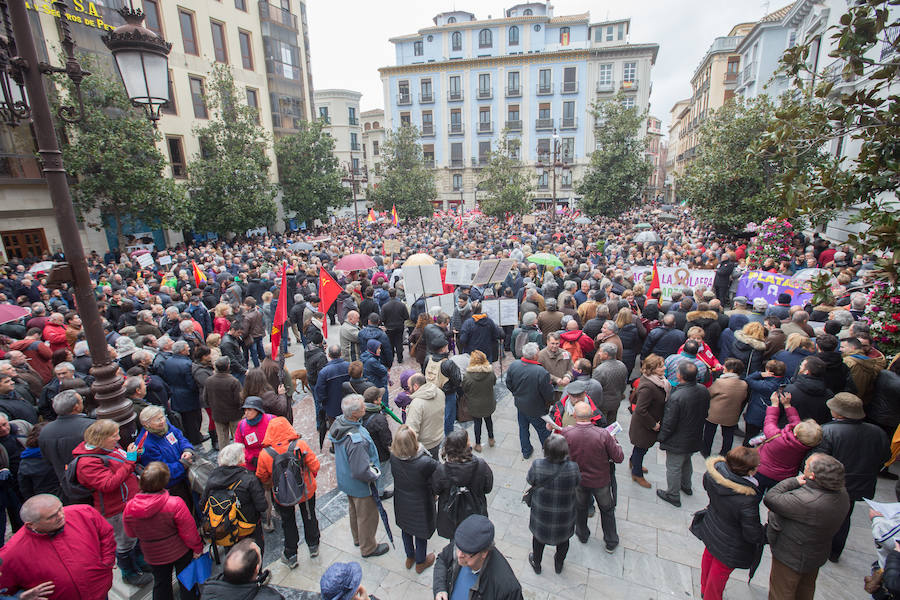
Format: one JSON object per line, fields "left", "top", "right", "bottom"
{"left": 522, "top": 465, "right": 563, "bottom": 507}
{"left": 689, "top": 507, "right": 709, "bottom": 539}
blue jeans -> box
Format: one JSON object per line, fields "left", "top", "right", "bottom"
{"left": 444, "top": 391, "right": 457, "bottom": 436}
{"left": 402, "top": 531, "right": 427, "bottom": 563}
{"left": 249, "top": 336, "right": 265, "bottom": 367}
{"left": 517, "top": 411, "right": 550, "bottom": 457}
{"left": 630, "top": 446, "right": 648, "bottom": 477}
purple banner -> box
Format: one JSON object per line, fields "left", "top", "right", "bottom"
{"left": 736, "top": 270, "right": 813, "bottom": 306}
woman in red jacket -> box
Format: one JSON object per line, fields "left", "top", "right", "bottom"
{"left": 73, "top": 419, "right": 151, "bottom": 587}
{"left": 124, "top": 461, "right": 204, "bottom": 600}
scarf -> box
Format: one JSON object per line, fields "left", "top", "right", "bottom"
{"left": 246, "top": 412, "right": 263, "bottom": 426}
{"left": 643, "top": 374, "right": 672, "bottom": 397}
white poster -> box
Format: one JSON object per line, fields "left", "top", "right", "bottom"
{"left": 482, "top": 299, "right": 500, "bottom": 325}
{"left": 445, "top": 259, "right": 480, "bottom": 285}
{"left": 439, "top": 293, "right": 457, "bottom": 317}
{"left": 157, "top": 255, "right": 173, "bottom": 266}
{"left": 136, "top": 253, "right": 154, "bottom": 268}
{"left": 499, "top": 298, "right": 518, "bottom": 326}
{"left": 420, "top": 264, "right": 444, "bottom": 295}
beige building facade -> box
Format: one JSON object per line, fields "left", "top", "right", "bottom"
{"left": 314, "top": 89, "right": 367, "bottom": 218}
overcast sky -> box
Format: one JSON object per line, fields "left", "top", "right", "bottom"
{"left": 306, "top": 0, "right": 777, "bottom": 134}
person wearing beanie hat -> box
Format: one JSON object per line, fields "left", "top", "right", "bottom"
{"left": 817, "top": 392, "right": 890, "bottom": 562}
{"left": 360, "top": 340, "right": 388, "bottom": 404}
{"left": 433, "top": 515, "right": 521, "bottom": 600}
{"left": 393, "top": 369, "right": 417, "bottom": 423}
{"left": 320, "top": 561, "right": 377, "bottom": 600}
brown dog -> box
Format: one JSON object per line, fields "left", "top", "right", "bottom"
{"left": 290, "top": 368, "right": 309, "bottom": 393}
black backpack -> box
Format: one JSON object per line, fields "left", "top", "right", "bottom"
{"left": 445, "top": 483, "right": 484, "bottom": 530}
{"left": 265, "top": 441, "right": 308, "bottom": 508}
{"left": 61, "top": 453, "right": 112, "bottom": 512}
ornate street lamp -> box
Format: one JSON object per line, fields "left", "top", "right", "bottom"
{"left": 102, "top": 5, "right": 172, "bottom": 122}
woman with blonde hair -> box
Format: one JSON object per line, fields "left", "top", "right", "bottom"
{"left": 461, "top": 350, "right": 497, "bottom": 452}
{"left": 213, "top": 303, "right": 232, "bottom": 336}
{"left": 772, "top": 333, "right": 815, "bottom": 379}
{"left": 389, "top": 425, "right": 438, "bottom": 573}
{"left": 205, "top": 332, "right": 222, "bottom": 362}
{"left": 731, "top": 321, "right": 766, "bottom": 376}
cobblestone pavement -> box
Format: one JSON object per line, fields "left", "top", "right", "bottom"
{"left": 266, "top": 333, "right": 885, "bottom": 599}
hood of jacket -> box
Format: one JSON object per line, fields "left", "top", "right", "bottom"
{"left": 845, "top": 353, "right": 887, "bottom": 372}
{"left": 360, "top": 350, "right": 377, "bottom": 363}
{"left": 734, "top": 330, "right": 766, "bottom": 351}
{"left": 687, "top": 310, "right": 718, "bottom": 323}
{"left": 125, "top": 491, "right": 172, "bottom": 518}
{"left": 727, "top": 314, "right": 749, "bottom": 331}
{"left": 262, "top": 416, "right": 298, "bottom": 447}
{"left": 792, "top": 373, "right": 829, "bottom": 395}
{"left": 410, "top": 382, "right": 441, "bottom": 402}
{"left": 72, "top": 441, "right": 118, "bottom": 457}
{"left": 329, "top": 415, "right": 361, "bottom": 443}
{"left": 205, "top": 465, "right": 252, "bottom": 494}
{"left": 705, "top": 456, "right": 756, "bottom": 496}
{"left": 466, "top": 362, "right": 493, "bottom": 373}
{"left": 559, "top": 329, "right": 586, "bottom": 342}
{"left": 817, "top": 350, "right": 844, "bottom": 368}
{"left": 441, "top": 458, "right": 480, "bottom": 481}
{"left": 471, "top": 314, "right": 490, "bottom": 325}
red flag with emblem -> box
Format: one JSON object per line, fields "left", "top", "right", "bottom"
{"left": 648, "top": 259, "right": 661, "bottom": 296}
{"left": 318, "top": 267, "right": 342, "bottom": 339}
{"left": 270, "top": 262, "right": 288, "bottom": 360}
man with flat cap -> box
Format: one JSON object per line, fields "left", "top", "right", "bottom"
{"left": 320, "top": 561, "right": 380, "bottom": 600}
{"left": 433, "top": 514, "right": 522, "bottom": 600}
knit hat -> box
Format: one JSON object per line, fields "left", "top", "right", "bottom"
{"left": 366, "top": 339, "right": 381, "bottom": 354}
{"left": 454, "top": 515, "right": 495, "bottom": 554}
{"left": 826, "top": 392, "right": 865, "bottom": 420}
{"left": 752, "top": 298, "right": 768, "bottom": 312}
{"left": 319, "top": 562, "right": 362, "bottom": 600}
{"left": 399, "top": 369, "right": 416, "bottom": 391}
{"left": 116, "top": 336, "right": 136, "bottom": 357}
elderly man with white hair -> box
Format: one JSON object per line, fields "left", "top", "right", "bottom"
{"left": 201, "top": 443, "right": 268, "bottom": 552}
{"left": 506, "top": 342, "right": 554, "bottom": 459}
{"left": 161, "top": 340, "right": 202, "bottom": 444}
{"left": 137, "top": 405, "right": 195, "bottom": 514}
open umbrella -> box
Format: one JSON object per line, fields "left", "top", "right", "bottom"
{"left": 384, "top": 227, "right": 400, "bottom": 236}
{"left": 658, "top": 212, "right": 679, "bottom": 222}
{"left": 635, "top": 223, "right": 652, "bottom": 229}
{"left": 0, "top": 304, "right": 30, "bottom": 325}
{"left": 634, "top": 231, "right": 661, "bottom": 243}
{"left": 334, "top": 253, "right": 376, "bottom": 272}
{"left": 527, "top": 253, "right": 564, "bottom": 268}
{"left": 290, "top": 241, "right": 313, "bottom": 251}
{"left": 574, "top": 216, "right": 592, "bottom": 225}
{"left": 28, "top": 261, "right": 54, "bottom": 274}
{"left": 403, "top": 253, "right": 436, "bottom": 266}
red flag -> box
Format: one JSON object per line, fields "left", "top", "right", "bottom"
{"left": 648, "top": 259, "right": 661, "bottom": 296}
{"left": 191, "top": 261, "right": 207, "bottom": 287}
{"left": 270, "top": 262, "right": 288, "bottom": 360}
{"left": 318, "top": 267, "right": 342, "bottom": 339}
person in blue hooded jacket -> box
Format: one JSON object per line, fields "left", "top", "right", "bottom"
{"left": 743, "top": 359, "right": 787, "bottom": 445}
{"left": 136, "top": 405, "right": 195, "bottom": 514}
{"left": 361, "top": 340, "right": 389, "bottom": 404}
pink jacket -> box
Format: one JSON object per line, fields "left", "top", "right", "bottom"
{"left": 757, "top": 405, "right": 809, "bottom": 482}
{"left": 234, "top": 413, "right": 274, "bottom": 470}
{"left": 123, "top": 491, "right": 203, "bottom": 565}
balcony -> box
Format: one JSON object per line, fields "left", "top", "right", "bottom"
{"left": 560, "top": 117, "right": 576, "bottom": 130}
{"left": 420, "top": 91, "right": 434, "bottom": 103}
{"left": 258, "top": 1, "right": 298, "bottom": 31}
{"left": 421, "top": 123, "right": 434, "bottom": 136}
{"left": 448, "top": 122, "right": 464, "bottom": 135}
{"left": 881, "top": 25, "right": 899, "bottom": 60}
{"left": 450, "top": 158, "right": 464, "bottom": 168}
{"left": 536, "top": 83, "right": 553, "bottom": 95}
{"left": 397, "top": 93, "right": 412, "bottom": 106}
{"left": 535, "top": 118, "right": 554, "bottom": 130}
{"left": 349, "top": 117, "right": 359, "bottom": 125}
{"left": 350, "top": 143, "right": 360, "bottom": 151}
{"left": 505, "top": 119, "right": 522, "bottom": 131}
{"left": 537, "top": 152, "right": 550, "bottom": 164}
{"left": 741, "top": 63, "right": 755, "bottom": 86}
{"left": 561, "top": 81, "right": 578, "bottom": 94}
{"left": 621, "top": 79, "right": 638, "bottom": 92}
{"left": 472, "top": 156, "right": 489, "bottom": 167}
{"left": 478, "top": 120, "right": 493, "bottom": 133}
{"left": 561, "top": 179, "right": 573, "bottom": 190}
{"left": 477, "top": 88, "right": 492, "bottom": 100}
{"left": 505, "top": 86, "right": 521, "bottom": 98}
{"left": 423, "top": 159, "right": 435, "bottom": 168}
{"left": 596, "top": 81, "right": 615, "bottom": 93}
{"left": 448, "top": 90, "right": 463, "bottom": 102}
{"left": 724, "top": 71, "right": 738, "bottom": 84}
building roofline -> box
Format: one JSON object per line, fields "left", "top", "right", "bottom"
{"left": 360, "top": 108, "right": 384, "bottom": 117}
{"left": 735, "top": 2, "right": 796, "bottom": 53}
{"left": 388, "top": 12, "right": 590, "bottom": 42}
{"left": 313, "top": 89, "right": 363, "bottom": 100}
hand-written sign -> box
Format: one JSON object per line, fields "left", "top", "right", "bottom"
{"left": 26, "top": 1, "right": 116, "bottom": 32}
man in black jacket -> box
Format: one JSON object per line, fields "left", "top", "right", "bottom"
{"left": 815, "top": 392, "right": 890, "bottom": 562}
{"left": 433, "top": 515, "right": 522, "bottom": 600}
{"left": 37, "top": 390, "right": 94, "bottom": 490}
{"left": 505, "top": 342, "right": 554, "bottom": 459}
{"left": 657, "top": 362, "right": 710, "bottom": 507}
{"left": 713, "top": 253, "right": 736, "bottom": 303}
{"left": 784, "top": 356, "right": 833, "bottom": 424}
{"left": 288, "top": 293, "right": 306, "bottom": 346}
{"left": 220, "top": 325, "right": 248, "bottom": 383}
{"left": 641, "top": 314, "right": 687, "bottom": 360}
{"left": 815, "top": 334, "right": 855, "bottom": 395}
{"left": 200, "top": 539, "right": 284, "bottom": 600}
{"left": 381, "top": 289, "right": 409, "bottom": 364}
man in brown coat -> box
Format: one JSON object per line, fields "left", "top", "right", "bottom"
{"left": 202, "top": 357, "right": 245, "bottom": 448}
{"left": 537, "top": 299, "right": 565, "bottom": 342}
{"left": 764, "top": 453, "right": 850, "bottom": 600}
{"left": 538, "top": 332, "right": 573, "bottom": 401}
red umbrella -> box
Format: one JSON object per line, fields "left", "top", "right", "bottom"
{"left": 334, "top": 253, "right": 376, "bottom": 272}
{"left": 0, "top": 304, "right": 30, "bottom": 325}
{"left": 552, "top": 232, "right": 564, "bottom": 239}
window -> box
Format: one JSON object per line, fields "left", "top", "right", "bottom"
{"left": 234, "top": 0, "right": 246, "bottom": 10}
{"left": 398, "top": 81, "right": 410, "bottom": 104}
{"left": 479, "top": 107, "right": 491, "bottom": 131}
{"left": 189, "top": 76, "right": 207, "bottom": 118}
{"left": 210, "top": 21, "right": 227, "bottom": 63}
{"left": 621, "top": 96, "right": 635, "bottom": 108}
{"left": 478, "top": 141, "right": 491, "bottom": 163}
{"left": 623, "top": 62, "right": 636, "bottom": 82}
{"left": 508, "top": 139, "right": 520, "bottom": 159}
{"left": 538, "top": 69, "right": 552, "bottom": 93}
{"left": 562, "top": 67, "right": 576, "bottom": 92}
{"left": 161, "top": 69, "right": 176, "bottom": 115}
{"left": 523, "top": 8, "right": 533, "bottom": 15}
{"left": 318, "top": 106, "right": 329, "bottom": 123}
{"left": 246, "top": 88, "right": 259, "bottom": 123}
{"left": 508, "top": 26, "right": 519, "bottom": 46}
{"left": 350, "top": 132, "right": 360, "bottom": 149}
{"left": 451, "top": 31, "right": 462, "bottom": 51}
{"left": 788, "top": 30, "right": 797, "bottom": 48}
{"left": 450, "top": 109, "right": 461, "bottom": 125}
{"left": 618, "top": 23, "right": 625, "bottom": 40}
{"left": 167, "top": 137, "right": 186, "bottom": 177}
{"left": 537, "top": 138, "right": 550, "bottom": 161}
{"left": 562, "top": 101, "right": 575, "bottom": 127}
{"left": 421, "top": 79, "right": 433, "bottom": 102}
{"left": 143, "top": 0, "right": 162, "bottom": 37}
{"left": 400, "top": 113, "right": 410, "bottom": 126}
{"left": 452, "top": 173, "right": 462, "bottom": 190}
{"left": 348, "top": 106, "right": 357, "bottom": 125}
{"left": 478, "top": 73, "right": 490, "bottom": 97}
{"left": 239, "top": 30, "right": 253, "bottom": 70}
{"left": 561, "top": 170, "right": 573, "bottom": 188}
{"left": 413, "top": 41, "right": 423, "bottom": 56}
{"left": 362, "top": 140, "right": 367, "bottom": 158}
{"left": 478, "top": 29, "right": 492, "bottom": 48}
{"left": 537, "top": 171, "right": 548, "bottom": 188}
{"left": 598, "top": 63, "right": 612, "bottom": 85}
{"left": 179, "top": 9, "right": 198, "bottom": 55}
{"left": 373, "top": 141, "right": 379, "bottom": 155}
{"left": 606, "top": 25, "right": 614, "bottom": 41}
{"left": 423, "top": 144, "right": 434, "bottom": 166}
{"left": 538, "top": 102, "right": 550, "bottom": 120}
{"left": 451, "top": 143, "right": 463, "bottom": 168}
{"left": 351, "top": 158, "right": 360, "bottom": 172}
{"left": 507, "top": 104, "right": 519, "bottom": 121}
{"left": 422, "top": 111, "right": 433, "bottom": 134}
{"left": 559, "top": 27, "right": 570, "bottom": 45}
{"left": 449, "top": 75, "right": 461, "bottom": 100}
{"left": 561, "top": 137, "right": 574, "bottom": 161}
{"left": 448, "top": 16, "right": 457, "bottom": 24}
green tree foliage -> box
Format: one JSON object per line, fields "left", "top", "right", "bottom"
{"left": 755, "top": 0, "right": 900, "bottom": 282}
{"left": 55, "top": 58, "right": 190, "bottom": 250}
{"left": 188, "top": 65, "right": 278, "bottom": 236}
{"left": 680, "top": 95, "right": 830, "bottom": 231}
{"left": 275, "top": 120, "right": 348, "bottom": 224}
{"left": 478, "top": 133, "right": 533, "bottom": 217}
{"left": 577, "top": 95, "right": 651, "bottom": 217}
{"left": 372, "top": 125, "right": 435, "bottom": 219}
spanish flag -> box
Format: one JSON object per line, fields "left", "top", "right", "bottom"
{"left": 270, "top": 262, "right": 288, "bottom": 360}
{"left": 391, "top": 204, "right": 399, "bottom": 226}
{"left": 191, "top": 261, "right": 207, "bottom": 287}
{"left": 367, "top": 209, "right": 376, "bottom": 223}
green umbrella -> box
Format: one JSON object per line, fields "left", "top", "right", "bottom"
{"left": 635, "top": 223, "right": 652, "bottom": 229}
{"left": 527, "top": 253, "right": 564, "bottom": 268}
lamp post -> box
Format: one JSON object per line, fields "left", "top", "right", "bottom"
{"left": 542, "top": 130, "right": 569, "bottom": 224}
{"left": 2, "top": 0, "right": 171, "bottom": 437}
{"left": 347, "top": 150, "right": 359, "bottom": 225}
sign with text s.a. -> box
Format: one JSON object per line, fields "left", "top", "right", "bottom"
{"left": 26, "top": 1, "right": 117, "bottom": 32}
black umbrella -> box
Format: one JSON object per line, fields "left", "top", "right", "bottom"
{"left": 370, "top": 483, "right": 395, "bottom": 548}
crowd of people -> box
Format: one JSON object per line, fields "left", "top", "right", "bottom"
{"left": 0, "top": 205, "right": 896, "bottom": 600}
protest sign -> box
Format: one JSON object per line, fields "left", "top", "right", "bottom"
{"left": 631, "top": 267, "right": 716, "bottom": 300}
{"left": 445, "top": 259, "right": 480, "bottom": 285}
{"left": 736, "top": 270, "right": 813, "bottom": 306}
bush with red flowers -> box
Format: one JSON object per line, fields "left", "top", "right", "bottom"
{"left": 747, "top": 218, "right": 794, "bottom": 270}
{"left": 865, "top": 282, "right": 900, "bottom": 358}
